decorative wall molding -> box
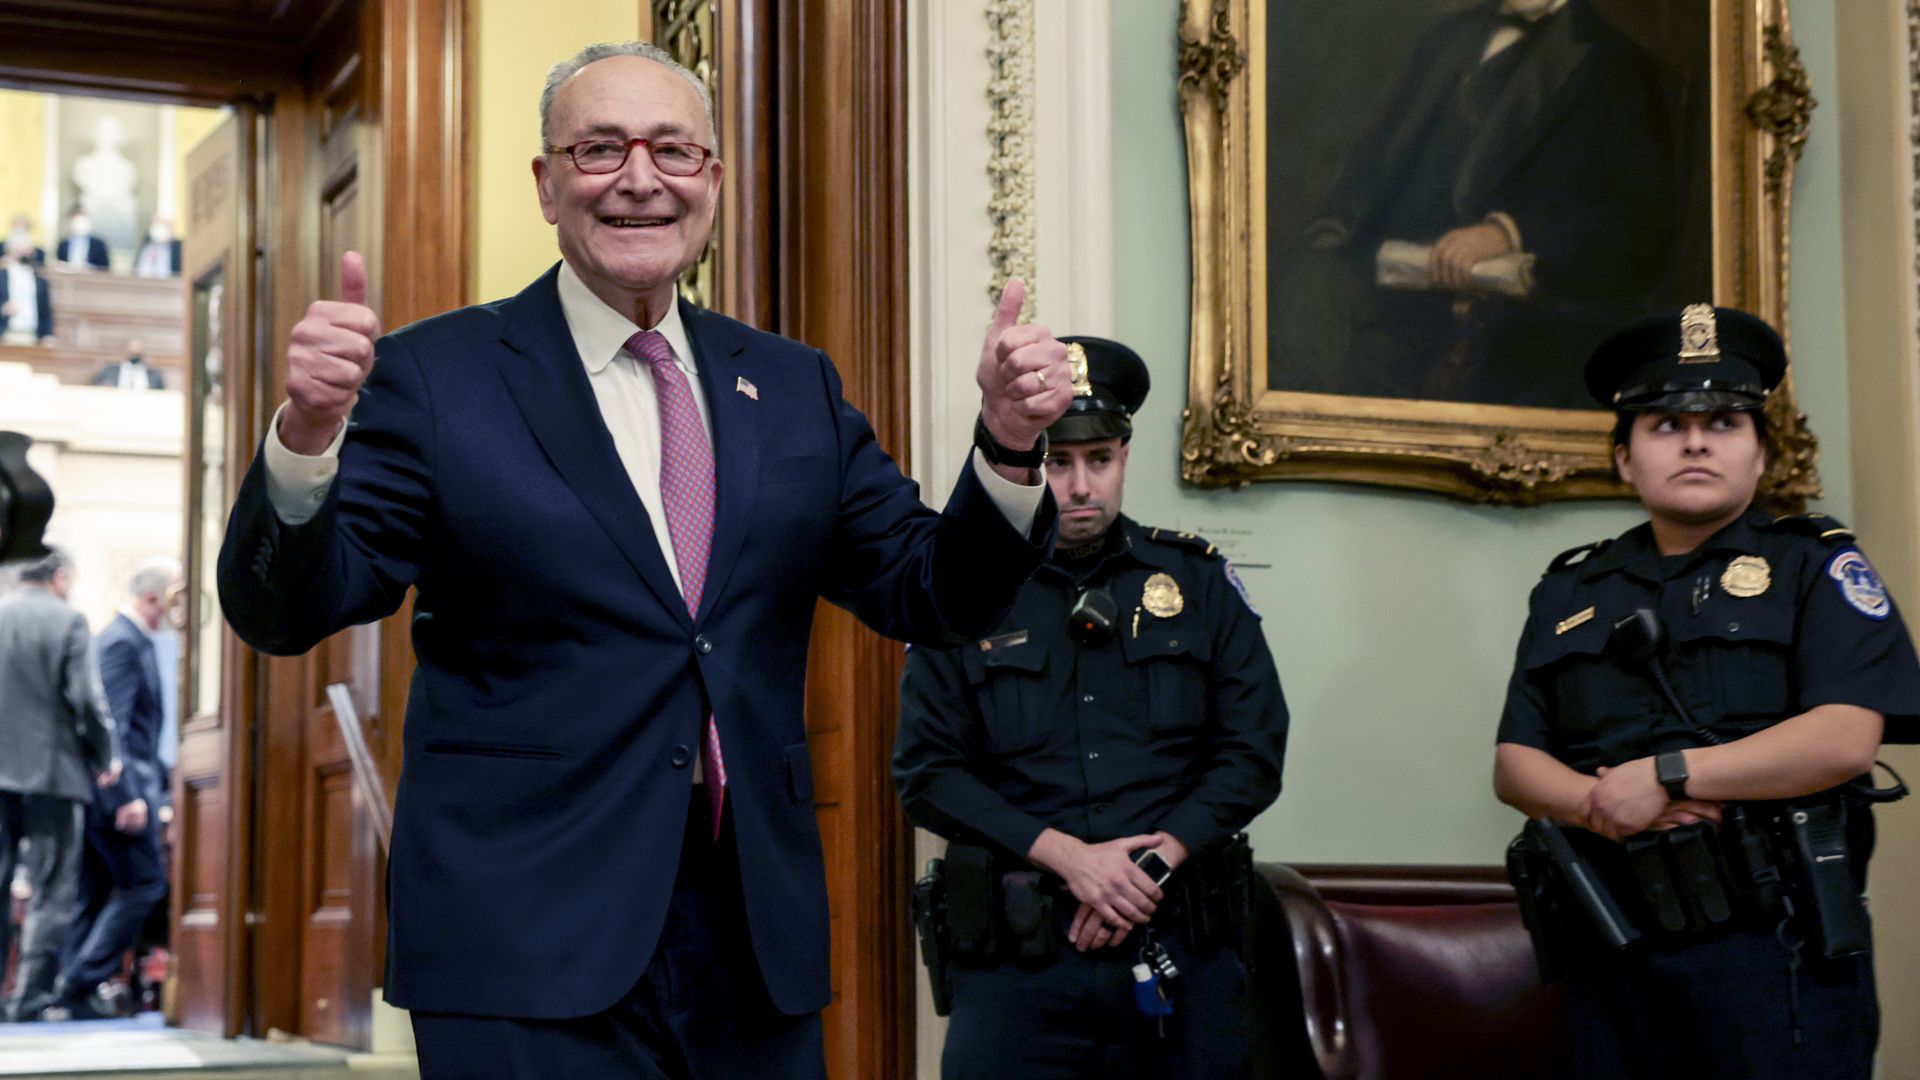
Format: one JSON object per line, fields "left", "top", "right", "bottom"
{"left": 654, "top": 0, "right": 717, "bottom": 309}
{"left": 985, "top": 0, "right": 1036, "bottom": 319}
{"left": 1910, "top": 0, "right": 1920, "bottom": 368}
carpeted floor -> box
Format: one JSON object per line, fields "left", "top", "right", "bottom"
{"left": 0, "top": 1014, "right": 417, "bottom": 1078}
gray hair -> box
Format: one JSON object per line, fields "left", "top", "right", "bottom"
{"left": 17, "top": 547, "right": 71, "bottom": 585}
{"left": 539, "top": 42, "right": 715, "bottom": 149}
{"left": 127, "top": 556, "right": 180, "bottom": 600}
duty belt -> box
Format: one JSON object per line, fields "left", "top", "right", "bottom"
{"left": 931, "top": 836, "right": 1254, "bottom": 969}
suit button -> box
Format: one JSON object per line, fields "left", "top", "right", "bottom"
{"left": 694, "top": 635, "right": 713, "bottom": 654}
{"left": 670, "top": 745, "right": 692, "bottom": 768}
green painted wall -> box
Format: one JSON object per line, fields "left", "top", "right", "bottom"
{"left": 1108, "top": 0, "right": 1852, "bottom": 864}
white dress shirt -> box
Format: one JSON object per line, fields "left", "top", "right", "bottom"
{"left": 1484, "top": 0, "right": 1569, "bottom": 61}
{"left": 261, "top": 262, "right": 1044, "bottom": 564}
{"left": 5, "top": 263, "right": 38, "bottom": 337}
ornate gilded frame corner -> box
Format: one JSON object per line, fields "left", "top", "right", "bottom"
{"left": 1177, "top": 0, "right": 1821, "bottom": 506}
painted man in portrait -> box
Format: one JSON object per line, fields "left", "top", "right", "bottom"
{"left": 1273, "top": 0, "right": 1684, "bottom": 410}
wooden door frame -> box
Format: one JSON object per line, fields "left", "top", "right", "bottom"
{"left": 775, "top": 0, "right": 915, "bottom": 1075}
{"left": 0, "top": 0, "right": 469, "bottom": 1041}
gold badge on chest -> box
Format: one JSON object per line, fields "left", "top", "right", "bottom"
{"left": 1720, "top": 555, "right": 1771, "bottom": 598}
{"left": 1141, "top": 572, "right": 1184, "bottom": 618}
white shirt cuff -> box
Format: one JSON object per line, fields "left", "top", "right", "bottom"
{"left": 262, "top": 402, "right": 346, "bottom": 526}
{"left": 970, "top": 447, "right": 1045, "bottom": 536}
{"left": 1484, "top": 211, "right": 1524, "bottom": 253}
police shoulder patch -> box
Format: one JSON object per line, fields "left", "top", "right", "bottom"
{"left": 1546, "top": 539, "right": 1609, "bottom": 576}
{"left": 1767, "top": 511, "right": 1856, "bottom": 544}
{"left": 1146, "top": 527, "right": 1221, "bottom": 559}
{"left": 1827, "top": 548, "right": 1891, "bottom": 620}
{"left": 1222, "top": 559, "right": 1260, "bottom": 619}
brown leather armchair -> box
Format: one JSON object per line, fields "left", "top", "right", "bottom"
{"left": 1251, "top": 863, "right": 1571, "bottom": 1080}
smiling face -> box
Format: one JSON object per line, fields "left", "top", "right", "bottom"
{"left": 1046, "top": 438, "right": 1129, "bottom": 547}
{"left": 1615, "top": 409, "right": 1766, "bottom": 531}
{"left": 533, "top": 55, "right": 723, "bottom": 325}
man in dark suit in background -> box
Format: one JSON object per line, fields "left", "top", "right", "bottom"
{"left": 8, "top": 214, "right": 47, "bottom": 266}
{"left": 0, "top": 550, "right": 120, "bottom": 1022}
{"left": 1276, "top": 0, "right": 1680, "bottom": 408}
{"left": 47, "top": 559, "right": 178, "bottom": 1020}
{"left": 132, "top": 218, "right": 182, "bottom": 279}
{"left": 91, "top": 338, "right": 166, "bottom": 390}
{"left": 218, "top": 40, "right": 1071, "bottom": 1079}
{"left": 1, "top": 236, "right": 56, "bottom": 345}
{"left": 55, "top": 208, "right": 110, "bottom": 273}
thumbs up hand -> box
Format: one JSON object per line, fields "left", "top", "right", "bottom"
{"left": 282, "top": 251, "right": 381, "bottom": 455}
{"left": 976, "top": 279, "right": 1071, "bottom": 462}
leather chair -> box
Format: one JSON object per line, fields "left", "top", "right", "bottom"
{"left": 1252, "top": 863, "right": 1571, "bottom": 1079}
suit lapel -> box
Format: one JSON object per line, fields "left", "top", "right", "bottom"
{"left": 1457, "top": 4, "right": 1594, "bottom": 208}
{"left": 496, "top": 268, "right": 692, "bottom": 628}
{"left": 681, "top": 300, "right": 759, "bottom": 623}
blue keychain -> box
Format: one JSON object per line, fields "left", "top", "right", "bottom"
{"left": 1131, "top": 962, "right": 1174, "bottom": 1020}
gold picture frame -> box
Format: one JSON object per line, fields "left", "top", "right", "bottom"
{"left": 1178, "top": 0, "right": 1820, "bottom": 505}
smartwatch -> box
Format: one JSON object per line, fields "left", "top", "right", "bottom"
{"left": 1654, "top": 750, "right": 1690, "bottom": 800}
{"left": 973, "top": 414, "right": 1048, "bottom": 470}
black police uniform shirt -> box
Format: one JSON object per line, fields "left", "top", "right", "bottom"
{"left": 1499, "top": 510, "right": 1920, "bottom": 771}
{"left": 892, "top": 516, "right": 1288, "bottom": 861}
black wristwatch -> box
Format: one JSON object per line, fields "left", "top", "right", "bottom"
{"left": 1654, "top": 750, "right": 1690, "bottom": 800}
{"left": 973, "top": 414, "right": 1048, "bottom": 470}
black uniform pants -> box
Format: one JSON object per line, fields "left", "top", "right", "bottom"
{"left": 940, "top": 921, "right": 1247, "bottom": 1080}
{"left": 1564, "top": 924, "right": 1878, "bottom": 1080}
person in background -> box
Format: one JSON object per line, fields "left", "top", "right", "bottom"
{"left": 45, "top": 559, "right": 179, "bottom": 1021}
{"left": 1494, "top": 305, "right": 1920, "bottom": 1078}
{"left": 132, "top": 217, "right": 181, "bottom": 279}
{"left": 0, "top": 549, "right": 120, "bottom": 1022}
{"left": 55, "top": 208, "right": 109, "bottom": 273}
{"left": 1, "top": 237, "right": 56, "bottom": 346}
{"left": 894, "top": 337, "right": 1289, "bottom": 1079}
{"left": 91, "top": 338, "right": 164, "bottom": 390}
{"left": 7, "top": 214, "right": 47, "bottom": 267}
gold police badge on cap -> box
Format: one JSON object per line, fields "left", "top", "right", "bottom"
{"left": 1677, "top": 303, "right": 1721, "bottom": 364}
{"left": 1067, "top": 342, "right": 1094, "bottom": 398}
{"left": 1141, "top": 572, "right": 1184, "bottom": 618}
{"left": 1720, "top": 555, "right": 1771, "bottom": 598}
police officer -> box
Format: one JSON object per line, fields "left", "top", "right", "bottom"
{"left": 893, "top": 336, "right": 1288, "bottom": 1079}
{"left": 1494, "top": 305, "right": 1920, "bottom": 1079}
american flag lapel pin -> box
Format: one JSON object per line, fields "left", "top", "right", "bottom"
{"left": 736, "top": 376, "right": 759, "bottom": 401}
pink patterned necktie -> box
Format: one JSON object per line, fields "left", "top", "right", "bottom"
{"left": 626, "top": 330, "right": 727, "bottom": 839}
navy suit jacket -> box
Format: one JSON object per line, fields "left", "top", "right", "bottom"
{"left": 95, "top": 613, "right": 166, "bottom": 813}
{"left": 218, "top": 265, "right": 1055, "bottom": 1019}
{"left": 0, "top": 268, "right": 54, "bottom": 338}
{"left": 56, "top": 235, "right": 110, "bottom": 271}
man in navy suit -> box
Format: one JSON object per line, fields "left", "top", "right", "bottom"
{"left": 48, "top": 559, "right": 178, "bottom": 1020}
{"left": 55, "top": 209, "right": 110, "bottom": 272}
{"left": 218, "top": 40, "right": 1071, "bottom": 1079}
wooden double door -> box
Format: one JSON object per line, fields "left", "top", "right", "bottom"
{"left": 170, "top": 0, "right": 464, "bottom": 1048}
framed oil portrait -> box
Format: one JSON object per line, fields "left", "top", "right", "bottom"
{"left": 1178, "top": 0, "right": 1820, "bottom": 504}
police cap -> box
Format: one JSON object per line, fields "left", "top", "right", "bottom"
{"left": 1049, "top": 336, "right": 1150, "bottom": 443}
{"left": 1583, "top": 304, "right": 1786, "bottom": 412}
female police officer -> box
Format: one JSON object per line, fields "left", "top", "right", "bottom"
{"left": 1494, "top": 304, "right": 1920, "bottom": 1078}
